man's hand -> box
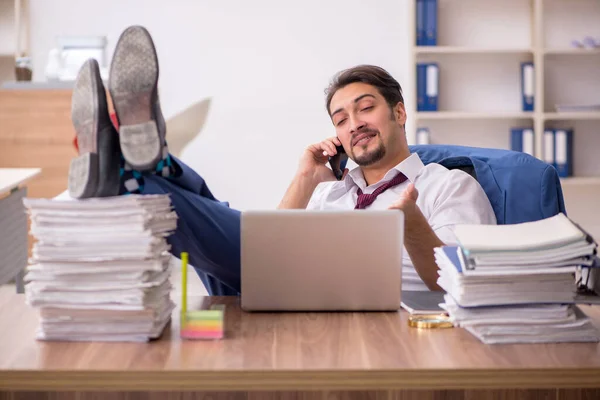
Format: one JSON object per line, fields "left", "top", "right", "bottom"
{"left": 278, "top": 137, "right": 348, "bottom": 209}
{"left": 388, "top": 183, "right": 419, "bottom": 216}
{"left": 299, "top": 137, "right": 348, "bottom": 183}
{"left": 389, "top": 183, "right": 444, "bottom": 291}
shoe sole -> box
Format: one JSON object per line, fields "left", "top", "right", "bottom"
{"left": 68, "top": 60, "right": 101, "bottom": 199}
{"left": 109, "top": 26, "right": 163, "bottom": 171}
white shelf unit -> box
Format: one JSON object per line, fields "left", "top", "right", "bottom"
{"left": 416, "top": 111, "right": 534, "bottom": 120}
{"left": 544, "top": 48, "right": 600, "bottom": 56}
{"left": 544, "top": 112, "right": 600, "bottom": 121}
{"left": 414, "top": 47, "right": 533, "bottom": 55}
{"left": 561, "top": 177, "right": 600, "bottom": 186}
{"left": 407, "top": 0, "right": 600, "bottom": 179}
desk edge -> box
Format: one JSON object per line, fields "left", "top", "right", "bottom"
{"left": 0, "top": 168, "right": 42, "bottom": 196}
{"left": 1, "top": 368, "right": 600, "bottom": 391}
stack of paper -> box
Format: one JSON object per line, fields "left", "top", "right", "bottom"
{"left": 443, "top": 296, "right": 599, "bottom": 344}
{"left": 23, "top": 195, "right": 178, "bottom": 342}
{"left": 435, "top": 246, "right": 581, "bottom": 307}
{"left": 0, "top": 187, "right": 28, "bottom": 286}
{"left": 436, "top": 213, "right": 600, "bottom": 344}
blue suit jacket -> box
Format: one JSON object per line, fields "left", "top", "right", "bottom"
{"left": 408, "top": 145, "right": 566, "bottom": 225}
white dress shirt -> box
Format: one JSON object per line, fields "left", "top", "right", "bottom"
{"left": 307, "top": 153, "right": 497, "bottom": 291}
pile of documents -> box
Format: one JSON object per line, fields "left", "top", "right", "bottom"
{"left": 436, "top": 213, "right": 600, "bottom": 344}
{"left": 23, "top": 195, "right": 178, "bottom": 342}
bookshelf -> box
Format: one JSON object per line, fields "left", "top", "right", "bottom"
{"left": 560, "top": 177, "right": 600, "bottom": 186}
{"left": 544, "top": 48, "right": 600, "bottom": 55}
{"left": 544, "top": 112, "right": 600, "bottom": 121}
{"left": 407, "top": 0, "right": 600, "bottom": 238}
{"left": 416, "top": 111, "right": 534, "bottom": 120}
{"left": 414, "top": 47, "right": 533, "bottom": 55}
{"left": 407, "top": 0, "right": 600, "bottom": 181}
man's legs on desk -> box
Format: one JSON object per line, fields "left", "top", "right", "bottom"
{"left": 144, "top": 161, "right": 241, "bottom": 296}
{"left": 67, "top": 25, "right": 241, "bottom": 296}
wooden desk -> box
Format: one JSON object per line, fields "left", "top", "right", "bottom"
{"left": 0, "top": 168, "right": 40, "bottom": 293}
{"left": 0, "top": 290, "right": 599, "bottom": 400}
{"left": 0, "top": 168, "right": 41, "bottom": 196}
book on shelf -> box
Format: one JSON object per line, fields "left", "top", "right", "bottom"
{"left": 416, "top": 0, "right": 438, "bottom": 46}
{"left": 416, "top": 0, "right": 425, "bottom": 46}
{"left": 510, "top": 127, "right": 534, "bottom": 156}
{"left": 417, "top": 64, "right": 426, "bottom": 111}
{"left": 543, "top": 128, "right": 574, "bottom": 177}
{"left": 424, "top": 0, "right": 437, "bottom": 46}
{"left": 554, "top": 129, "right": 573, "bottom": 178}
{"left": 417, "top": 63, "right": 438, "bottom": 111}
{"left": 520, "top": 62, "right": 534, "bottom": 112}
{"left": 543, "top": 128, "right": 555, "bottom": 170}
{"left": 416, "top": 127, "right": 431, "bottom": 145}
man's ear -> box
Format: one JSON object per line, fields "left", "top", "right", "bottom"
{"left": 393, "top": 102, "right": 407, "bottom": 125}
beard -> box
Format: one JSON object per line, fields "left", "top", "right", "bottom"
{"left": 351, "top": 132, "right": 386, "bottom": 166}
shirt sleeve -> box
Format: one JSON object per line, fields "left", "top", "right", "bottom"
{"left": 428, "top": 169, "right": 497, "bottom": 246}
{"left": 306, "top": 182, "right": 328, "bottom": 210}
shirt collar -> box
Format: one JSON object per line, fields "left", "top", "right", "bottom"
{"left": 343, "top": 152, "right": 425, "bottom": 191}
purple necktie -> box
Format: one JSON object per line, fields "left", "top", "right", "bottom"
{"left": 355, "top": 172, "right": 408, "bottom": 210}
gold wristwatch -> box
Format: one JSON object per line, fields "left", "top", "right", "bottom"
{"left": 408, "top": 314, "right": 454, "bottom": 329}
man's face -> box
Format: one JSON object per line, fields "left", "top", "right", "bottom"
{"left": 329, "top": 82, "right": 405, "bottom": 167}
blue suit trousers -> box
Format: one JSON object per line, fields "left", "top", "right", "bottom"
{"left": 144, "top": 157, "right": 241, "bottom": 296}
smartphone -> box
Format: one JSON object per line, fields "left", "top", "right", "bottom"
{"left": 329, "top": 145, "right": 348, "bottom": 181}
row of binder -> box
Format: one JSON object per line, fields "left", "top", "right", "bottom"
{"left": 416, "top": 127, "right": 431, "bottom": 145}
{"left": 511, "top": 128, "right": 573, "bottom": 177}
{"left": 417, "top": 62, "right": 534, "bottom": 112}
{"left": 510, "top": 128, "right": 534, "bottom": 156}
{"left": 417, "top": 127, "right": 572, "bottom": 177}
{"left": 545, "top": 128, "right": 574, "bottom": 178}
{"left": 416, "top": 0, "right": 438, "bottom": 46}
{"left": 416, "top": 63, "right": 439, "bottom": 111}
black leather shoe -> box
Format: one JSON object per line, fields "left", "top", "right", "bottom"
{"left": 109, "top": 25, "right": 166, "bottom": 172}
{"left": 68, "top": 59, "right": 121, "bottom": 199}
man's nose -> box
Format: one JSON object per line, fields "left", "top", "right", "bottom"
{"left": 349, "top": 115, "right": 366, "bottom": 134}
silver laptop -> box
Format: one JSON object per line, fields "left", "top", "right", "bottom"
{"left": 240, "top": 210, "right": 403, "bottom": 311}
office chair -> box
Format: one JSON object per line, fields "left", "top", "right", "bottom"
{"left": 408, "top": 144, "right": 566, "bottom": 225}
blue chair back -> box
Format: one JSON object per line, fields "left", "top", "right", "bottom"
{"left": 408, "top": 145, "right": 566, "bottom": 225}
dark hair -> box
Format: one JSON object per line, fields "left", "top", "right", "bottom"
{"left": 325, "top": 65, "right": 404, "bottom": 115}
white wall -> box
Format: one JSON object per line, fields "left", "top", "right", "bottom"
{"left": 29, "top": 0, "right": 411, "bottom": 210}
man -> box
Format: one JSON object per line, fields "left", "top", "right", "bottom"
{"left": 278, "top": 65, "right": 496, "bottom": 290}
{"left": 69, "top": 25, "right": 495, "bottom": 296}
